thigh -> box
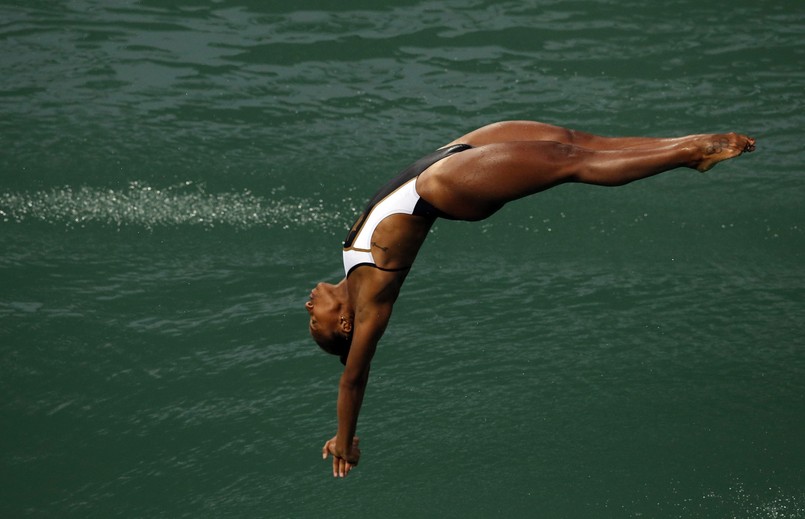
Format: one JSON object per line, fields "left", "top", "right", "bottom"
{"left": 444, "top": 120, "right": 578, "bottom": 148}
{"left": 419, "top": 141, "right": 584, "bottom": 221}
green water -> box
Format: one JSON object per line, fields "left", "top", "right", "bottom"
{"left": 2, "top": 1, "right": 803, "bottom": 517}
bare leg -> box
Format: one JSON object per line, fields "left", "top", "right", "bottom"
{"left": 421, "top": 133, "right": 755, "bottom": 221}
{"left": 446, "top": 120, "right": 691, "bottom": 151}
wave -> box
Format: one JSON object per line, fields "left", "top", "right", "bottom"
{"left": 0, "top": 181, "right": 343, "bottom": 231}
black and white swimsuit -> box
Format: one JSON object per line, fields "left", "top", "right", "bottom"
{"left": 342, "top": 143, "right": 472, "bottom": 277}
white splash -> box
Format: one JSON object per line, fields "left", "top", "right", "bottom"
{"left": 0, "top": 181, "right": 343, "bottom": 231}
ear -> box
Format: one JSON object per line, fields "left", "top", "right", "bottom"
{"left": 339, "top": 315, "right": 353, "bottom": 334}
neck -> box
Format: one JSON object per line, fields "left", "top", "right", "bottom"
{"left": 335, "top": 277, "right": 348, "bottom": 292}
{"left": 334, "top": 277, "right": 352, "bottom": 313}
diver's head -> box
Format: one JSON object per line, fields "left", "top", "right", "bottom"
{"left": 311, "top": 326, "right": 352, "bottom": 365}
{"left": 305, "top": 281, "right": 353, "bottom": 364}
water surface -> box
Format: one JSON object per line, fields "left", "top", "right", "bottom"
{"left": 2, "top": 1, "right": 804, "bottom": 517}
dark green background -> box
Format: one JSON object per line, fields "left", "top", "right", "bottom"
{"left": 2, "top": 0, "right": 803, "bottom": 517}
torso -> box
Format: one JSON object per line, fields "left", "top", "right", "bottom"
{"left": 359, "top": 212, "right": 434, "bottom": 271}
{"left": 342, "top": 144, "right": 472, "bottom": 277}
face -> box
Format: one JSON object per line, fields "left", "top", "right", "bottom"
{"left": 305, "top": 282, "right": 342, "bottom": 342}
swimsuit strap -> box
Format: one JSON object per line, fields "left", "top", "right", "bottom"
{"left": 346, "top": 262, "right": 411, "bottom": 277}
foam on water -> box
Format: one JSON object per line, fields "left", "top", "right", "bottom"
{"left": 660, "top": 481, "right": 805, "bottom": 519}
{"left": 0, "top": 181, "right": 343, "bottom": 231}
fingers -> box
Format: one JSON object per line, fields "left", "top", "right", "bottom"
{"left": 341, "top": 458, "right": 354, "bottom": 477}
{"left": 322, "top": 437, "right": 336, "bottom": 460}
{"left": 321, "top": 436, "right": 360, "bottom": 477}
{"left": 332, "top": 456, "right": 354, "bottom": 478}
{"left": 323, "top": 439, "right": 353, "bottom": 478}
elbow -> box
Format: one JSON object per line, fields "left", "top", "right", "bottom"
{"left": 340, "top": 368, "right": 369, "bottom": 390}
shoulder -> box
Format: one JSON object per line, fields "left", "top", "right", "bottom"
{"left": 348, "top": 266, "right": 406, "bottom": 306}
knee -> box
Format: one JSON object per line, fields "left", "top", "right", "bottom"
{"left": 572, "top": 161, "right": 632, "bottom": 187}
{"left": 553, "top": 145, "right": 618, "bottom": 185}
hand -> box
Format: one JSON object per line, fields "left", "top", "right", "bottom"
{"left": 322, "top": 435, "right": 361, "bottom": 478}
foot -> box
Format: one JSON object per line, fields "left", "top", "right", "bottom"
{"left": 693, "top": 133, "right": 756, "bottom": 172}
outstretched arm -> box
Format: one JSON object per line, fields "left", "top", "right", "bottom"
{"left": 322, "top": 293, "right": 394, "bottom": 478}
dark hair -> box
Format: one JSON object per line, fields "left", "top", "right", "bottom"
{"left": 313, "top": 330, "right": 352, "bottom": 365}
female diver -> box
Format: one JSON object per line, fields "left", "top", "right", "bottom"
{"left": 305, "top": 120, "right": 756, "bottom": 477}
